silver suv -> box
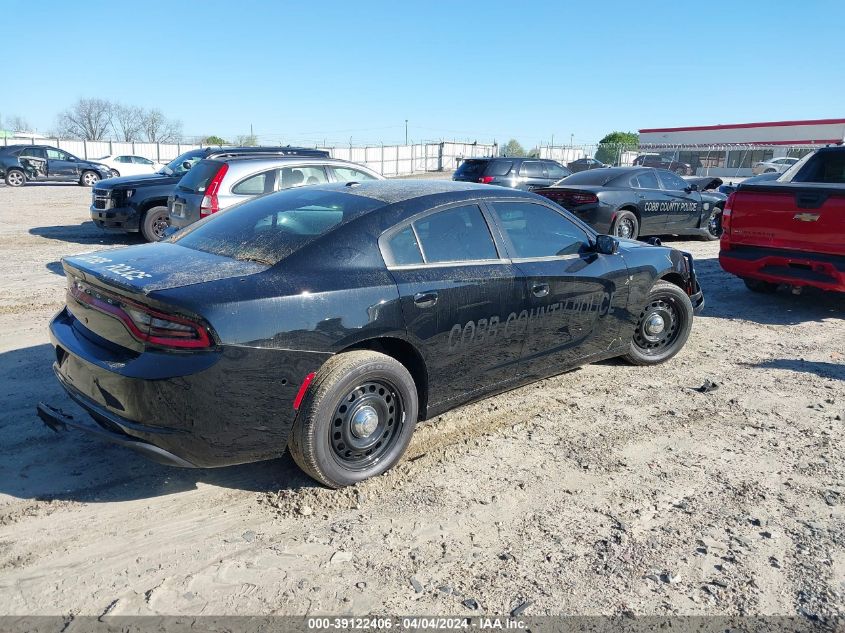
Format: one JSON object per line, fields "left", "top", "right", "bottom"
{"left": 167, "top": 156, "right": 383, "bottom": 233}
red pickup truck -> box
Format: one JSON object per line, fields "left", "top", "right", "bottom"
{"left": 719, "top": 146, "right": 845, "bottom": 294}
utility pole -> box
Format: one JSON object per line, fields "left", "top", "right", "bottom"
{"left": 405, "top": 119, "right": 408, "bottom": 146}
{"left": 570, "top": 133, "right": 574, "bottom": 147}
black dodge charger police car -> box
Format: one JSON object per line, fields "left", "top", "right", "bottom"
{"left": 40, "top": 180, "right": 703, "bottom": 488}
{"left": 536, "top": 167, "right": 726, "bottom": 241}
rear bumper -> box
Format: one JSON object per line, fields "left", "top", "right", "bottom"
{"left": 48, "top": 307, "right": 330, "bottom": 467}
{"left": 720, "top": 245, "right": 845, "bottom": 292}
{"left": 90, "top": 203, "right": 141, "bottom": 232}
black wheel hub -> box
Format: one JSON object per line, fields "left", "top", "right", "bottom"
{"left": 707, "top": 210, "right": 722, "bottom": 237}
{"left": 152, "top": 215, "right": 170, "bottom": 239}
{"left": 633, "top": 296, "right": 681, "bottom": 353}
{"left": 616, "top": 218, "right": 634, "bottom": 239}
{"left": 330, "top": 380, "right": 402, "bottom": 470}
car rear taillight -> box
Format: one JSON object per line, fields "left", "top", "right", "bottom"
{"left": 199, "top": 163, "right": 229, "bottom": 218}
{"left": 479, "top": 176, "right": 495, "bottom": 184}
{"left": 544, "top": 190, "right": 599, "bottom": 207}
{"left": 69, "top": 279, "right": 212, "bottom": 349}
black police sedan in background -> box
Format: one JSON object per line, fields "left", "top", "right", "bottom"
{"left": 40, "top": 180, "right": 703, "bottom": 488}
{"left": 536, "top": 167, "right": 726, "bottom": 241}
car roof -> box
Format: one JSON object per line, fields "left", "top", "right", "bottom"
{"left": 212, "top": 156, "right": 374, "bottom": 168}
{"left": 306, "top": 179, "right": 534, "bottom": 204}
{"left": 203, "top": 146, "right": 329, "bottom": 158}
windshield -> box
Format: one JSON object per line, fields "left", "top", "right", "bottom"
{"left": 171, "top": 187, "right": 383, "bottom": 265}
{"left": 158, "top": 150, "right": 206, "bottom": 176}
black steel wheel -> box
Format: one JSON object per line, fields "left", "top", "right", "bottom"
{"left": 329, "top": 379, "right": 404, "bottom": 470}
{"left": 703, "top": 206, "right": 723, "bottom": 240}
{"left": 289, "top": 350, "right": 418, "bottom": 488}
{"left": 612, "top": 210, "right": 639, "bottom": 240}
{"left": 141, "top": 206, "right": 170, "bottom": 242}
{"left": 623, "top": 280, "right": 693, "bottom": 365}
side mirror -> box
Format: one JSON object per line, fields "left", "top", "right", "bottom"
{"left": 595, "top": 234, "right": 619, "bottom": 254}
{"left": 182, "top": 161, "right": 192, "bottom": 170}
{"left": 684, "top": 183, "right": 698, "bottom": 193}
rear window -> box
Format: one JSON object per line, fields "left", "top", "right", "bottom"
{"left": 454, "top": 159, "right": 489, "bottom": 179}
{"left": 176, "top": 160, "right": 225, "bottom": 193}
{"left": 172, "top": 188, "right": 382, "bottom": 265}
{"left": 554, "top": 170, "right": 616, "bottom": 186}
{"left": 788, "top": 150, "right": 845, "bottom": 183}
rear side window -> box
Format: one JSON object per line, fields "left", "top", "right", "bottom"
{"left": 386, "top": 226, "right": 423, "bottom": 265}
{"left": 519, "top": 161, "right": 545, "bottom": 178}
{"left": 172, "top": 188, "right": 382, "bottom": 265}
{"left": 413, "top": 204, "right": 498, "bottom": 263}
{"left": 177, "top": 160, "right": 225, "bottom": 193}
{"left": 492, "top": 201, "right": 588, "bottom": 258}
{"left": 232, "top": 170, "right": 276, "bottom": 195}
{"left": 486, "top": 160, "right": 513, "bottom": 176}
{"left": 633, "top": 171, "right": 660, "bottom": 189}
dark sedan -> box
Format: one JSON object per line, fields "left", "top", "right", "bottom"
{"left": 40, "top": 180, "right": 703, "bottom": 488}
{"left": 0, "top": 145, "right": 111, "bottom": 187}
{"left": 567, "top": 157, "right": 607, "bottom": 173}
{"left": 536, "top": 167, "right": 727, "bottom": 241}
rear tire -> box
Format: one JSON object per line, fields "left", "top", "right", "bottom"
{"left": 612, "top": 210, "right": 639, "bottom": 240}
{"left": 743, "top": 278, "right": 778, "bottom": 293}
{"left": 140, "top": 206, "right": 170, "bottom": 242}
{"left": 623, "top": 280, "right": 693, "bottom": 366}
{"left": 80, "top": 170, "right": 100, "bottom": 187}
{"left": 110, "top": 169, "right": 120, "bottom": 178}
{"left": 289, "top": 350, "right": 418, "bottom": 488}
{"left": 5, "top": 169, "right": 25, "bottom": 187}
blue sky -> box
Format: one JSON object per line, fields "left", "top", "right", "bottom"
{"left": 2, "top": 0, "right": 843, "bottom": 147}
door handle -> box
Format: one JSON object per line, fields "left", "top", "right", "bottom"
{"left": 413, "top": 291, "right": 438, "bottom": 308}
{"left": 531, "top": 282, "right": 550, "bottom": 298}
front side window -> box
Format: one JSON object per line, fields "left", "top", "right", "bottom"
{"left": 46, "top": 148, "right": 71, "bottom": 160}
{"left": 133, "top": 156, "right": 154, "bottom": 165}
{"left": 232, "top": 170, "right": 276, "bottom": 195}
{"left": 657, "top": 170, "right": 691, "bottom": 191}
{"left": 413, "top": 204, "right": 498, "bottom": 263}
{"left": 492, "top": 201, "right": 588, "bottom": 258}
{"left": 116, "top": 155, "right": 132, "bottom": 163}
{"left": 545, "top": 162, "right": 571, "bottom": 180}
{"left": 331, "top": 166, "right": 377, "bottom": 182}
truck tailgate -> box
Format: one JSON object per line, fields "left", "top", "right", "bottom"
{"left": 727, "top": 183, "right": 845, "bottom": 256}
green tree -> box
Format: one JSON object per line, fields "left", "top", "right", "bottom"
{"left": 595, "top": 131, "right": 639, "bottom": 166}
{"left": 234, "top": 134, "right": 258, "bottom": 147}
{"left": 204, "top": 135, "right": 227, "bottom": 145}
{"left": 502, "top": 138, "right": 526, "bottom": 157}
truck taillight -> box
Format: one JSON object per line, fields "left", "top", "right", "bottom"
{"left": 69, "top": 279, "right": 212, "bottom": 349}
{"left": 721, "top": 193, "right": 735, "bottom": 242}
{"left": 199, "top": 163, "right": 229, "bottom": 218}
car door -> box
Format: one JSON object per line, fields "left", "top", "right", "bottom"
{"left": 18, "top": 147, "right": 47, "bottom": 179}
{"left": 657, "top": 169, "right": 701, "bottom": 232}
{"left": 381, "top": 201, "right": 528, "bottom": 408}
{"left": 631, "top": 170, "right": 669, "bottom": 234}
{"left": 486, "top": 199, "right": 629, "bottom": 380}
{"left": 45, "top": 148, "right": 80, "bottom": 180}
{"left": 517, "top": 160, "right": 547, "bottom": 190}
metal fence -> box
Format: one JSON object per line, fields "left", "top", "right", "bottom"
{"left": 1, "top": 136, "right": 497, "bottom": 177}
{"left": 539, "top": 143, "right": 820, "bottom": 177}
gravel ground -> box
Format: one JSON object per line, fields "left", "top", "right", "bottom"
{"left": 0, "top": 181, "right": 842, "bottom": 619}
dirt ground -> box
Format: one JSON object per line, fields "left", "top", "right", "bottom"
{"left": 0, "top": 181, "right": 842, "bottom": 619}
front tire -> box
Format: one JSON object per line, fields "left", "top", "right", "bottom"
{"left": 5, "top": 169, "right": 25, "bottom": 187}
{"left": 80, "top": 170, "right": 100, "bottom": 187}
{"left": 702, "top": 206, "right": 723, "bottom": 241}
{"left": 289, "top": 350, "right": 418, "bottom": 488}
{"left": 110, "top": 169, "right": 120, "bottom": 178}
{"left": 140, "top": 206, "right": 170, "bottom": 242}
{"left": 612, "top": 210, "right": 639, "bottom": 240}
{"left": 623, "top": 280, "right": 693, "bottom": 366}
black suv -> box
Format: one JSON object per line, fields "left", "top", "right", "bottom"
{"left": 0, "top": 145, "right": 112, "bottom": 187}
{"left": 91, "top": 146, "right": 330, "bottom": 241}
{"left": 452, "top": 157, "right": 571, "bottom": 190}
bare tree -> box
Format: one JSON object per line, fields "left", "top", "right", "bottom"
{"left": 55, "top": 98, "right": 114, "bottom": 140}
{"left": 111, "top": 104, "right": 143, "bottom": 142}
{"left": 234, "top": 134, "right": 258, "bottom": 146}
{"left": 141, "top": 109, "right": 182, "bottom": 143}
{"left": 7, "top": 115, "right": 32, "bottom": 132}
